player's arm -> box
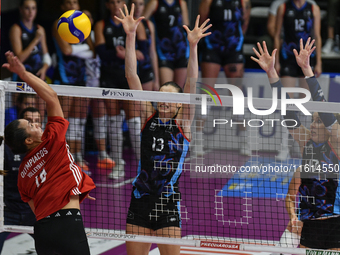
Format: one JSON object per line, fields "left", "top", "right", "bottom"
{"left": 116, "top": 5, "right": 154, "bottom": 117}
{"left": 28, "top": 199, "right": 35, "bottom": 214}
{"left": 180, "top": 16, "right": 212, "bottom": 124}
{"left": 198, "top": 0, "right": 213, "bottom": 25}
{"left": 273, "top": 4, "right": 284, "bottom": 73}
{"left": 267, "top": 13, "right": 276, "bottom": 39}
{"left": 252, "top": 41, "right": 311, "bottom": 150}
{"left": 9, "top": 24, "right": 42, "bottom": 63}
{"left": 242, "top": 0, "right": 251, "bottom": 35}
{"left": 180, "top": 0, "right": 190, "bottom": 27}
{"left": 294, "top": 38, "right": 340, "bottom": 153}
{"left": 148, "top": 21, "right": 160, "bottom": 90}
{"left": 285, "top": 169, "right": 300, "bottom": 226}
{"left": 2, "top": 51, "right": 63, "bottom": 118}
{"left": 143, "top": 0, "right": 157, "bottom": 20}
{"left": 312, "top": 4, "right": 322, "bottom": 77}
{"left": 36, "top": 25, "right": 51, "bottom": 80}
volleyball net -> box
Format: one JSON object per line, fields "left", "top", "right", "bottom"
{"left": 1, "top": 74, "right": 340, "bottom": 255}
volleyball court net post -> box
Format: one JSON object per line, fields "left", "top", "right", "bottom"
{"left": 1, "top": 76, "right": 340, "bottom": 255}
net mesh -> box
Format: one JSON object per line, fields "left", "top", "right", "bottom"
{"left": 1, "top": 75, "right": 340, "bottom": 254}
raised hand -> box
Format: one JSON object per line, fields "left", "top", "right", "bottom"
{"left": 183, "top": 15, "right": 212, "bottom": 47}
{"left": 2, "top": 51, "right": 26, "bottom": 77}
{"left": 114, "top": 4, "right": 144, "bottom": 35}
{"left": 293, "top": 37, "right": 316, "bottom": 70}
{"left": 251, "top": 41, "right": 277, "bottom": 74}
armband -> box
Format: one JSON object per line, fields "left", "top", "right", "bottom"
{"left": 43, "top": 53, "right": 52, "bottom": 66}
{"left": 71, "top": 44, "right": 93, "bottom": 59}
{"left": 305, "top": 76, "right": 325, "bottom": 102}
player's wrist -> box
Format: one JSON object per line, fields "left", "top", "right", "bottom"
{"left": 301, "top": 66, "right": 314, "bottom": 77}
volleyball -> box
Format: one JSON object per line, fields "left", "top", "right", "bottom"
{"left": 57, "top": 10, "right": 91, "bottom": 44}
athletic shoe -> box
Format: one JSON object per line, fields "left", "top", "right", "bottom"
{"left": 108, "top": 159, "right": 126, "bottom": 179}
{"left": 97, "top": 158, "right": 115, "bottom": 169}
{"left": 322, "top": 38, "right": 334, "bottom": 54}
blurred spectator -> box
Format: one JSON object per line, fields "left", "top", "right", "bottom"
{"left": 130, "top": 0, "right": 159, "bottom": 91}
{"left": 267, "top": 0, "right": 316, "bottom": 52}
{"left": 143, "top": 0, "right": 189, "bottom": 88}
{"left": 9, "top": 0, "right": 52, "bottom": 122}
{"left": 52, "top": 0, "right": 93, "bottom": 173}
{"left": 198, "top": 0, "right": 251, "bottom": 156}
{"left": 5, "top": 93, "right": 36, "bottom": 126}
{"left": 0, "top": 107, "right": 41, "bottom": 254}
{"left": 94, "top": 0, "right": 141, "bottom": 179}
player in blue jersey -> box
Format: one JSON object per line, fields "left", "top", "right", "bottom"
{"left": 274, "top": 0, "right": 322, "bottom": 92}
{"left": 116, "top": 4, "right": 211, "bottom": 255}
{"left": 273, "top": 0, "right": 322, "bottom": 161}
{"left": 198, "top": 0, "right": 251, "bottom": 156}
{"left": 9, "top": 0, "right": 52, "bottom": 124}
{"left": 9, "top": 0, "right": 51, "bottom": 81}
{"left": 143, "top": 0, "right": 190, "bottom": 88}
{"left": 252, "top": 39, "right": 340, "bottom": 250}
{"left": 0, "top": 107, "right": 40, "bottom": 254}
{"left": 94, "top": 0, "right": 144, "bottom": 179}
{"left": 130, "top": 0, "right": 159, "bottom": 91}
{"left": 52, "top": 0, "right": 94, "bottom": 173}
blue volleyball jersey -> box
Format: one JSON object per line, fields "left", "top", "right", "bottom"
{"left": 4, "top": 145, "right": 31, "bottom": 212}
{"left": 13, "top": 22, "right": 43, "bottom": 77}
{"left": 53, "top": 39, "right": 86, "bottom": 85}
{"left": 151, "top": 0, "right": 189, "bottom": 61}
{"left": 281, "top": 0, "right": 315, "bottom": 59}
{"left": 133, "top": 110, "right": 190, "bottom": 198}
{"left": 299, "top": 140, "right": 340, "bottom": 220}
{"left": 101, "top": 17, "right": 126, "bottom": 69}
{"left": 203, "top": 0, "right": 244, "bottom": 53}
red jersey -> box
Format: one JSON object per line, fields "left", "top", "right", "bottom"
{"left": 18, "top": 116, "right": 95, "bottom": 221}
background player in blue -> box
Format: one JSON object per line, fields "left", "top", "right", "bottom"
{"left": 252, "top": 39, "right": 340, "bottom": 250}
{"left": 274, "top": 0, "right": 322, "bottom": 96}
{"left": 52, "top": 0, "right": 94, "bottom": 172}
{"left": 273, "top": 0, "right": 321, "bottom": 161}
{"left": 94, "top": 0, "right": 143, "bottom": 179}
{"left": 198, "top": 0, "right": 251, "bottom": 156}
{"left": 143, "top": 0, "right": 190, "bottom": 88}
{"left": 130, "top": 0, "right": 160, "bottom": 91}
{"left": 9, "top": 0, "right": 51, "bottom": 81}
{"left": 117, "top": 4, "right": 211, "bottom": 255}
{"left": 9, "top": 0, "right": 52, "bottom": 122}
{"left": 0, "top": 107, "right": 41, "bottom": 254}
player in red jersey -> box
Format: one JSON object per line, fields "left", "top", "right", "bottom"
{"left": 3, "top": 51, "right": 96, "bottom": 255}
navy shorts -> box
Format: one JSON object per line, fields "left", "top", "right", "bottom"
{"left": 280, "top": 53, "right": 316, "bottom": 77}
{"left": 300, "top": 216, "right": 340, "bottom": 249}
{"left": 200, "top": 44, "right": 244, "bottom": 66}
{"left": 127, "top": 191, "right": 181, "bottom": 231}
{"left": 100, "top": 66, "right": 129, "bottom": 89}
